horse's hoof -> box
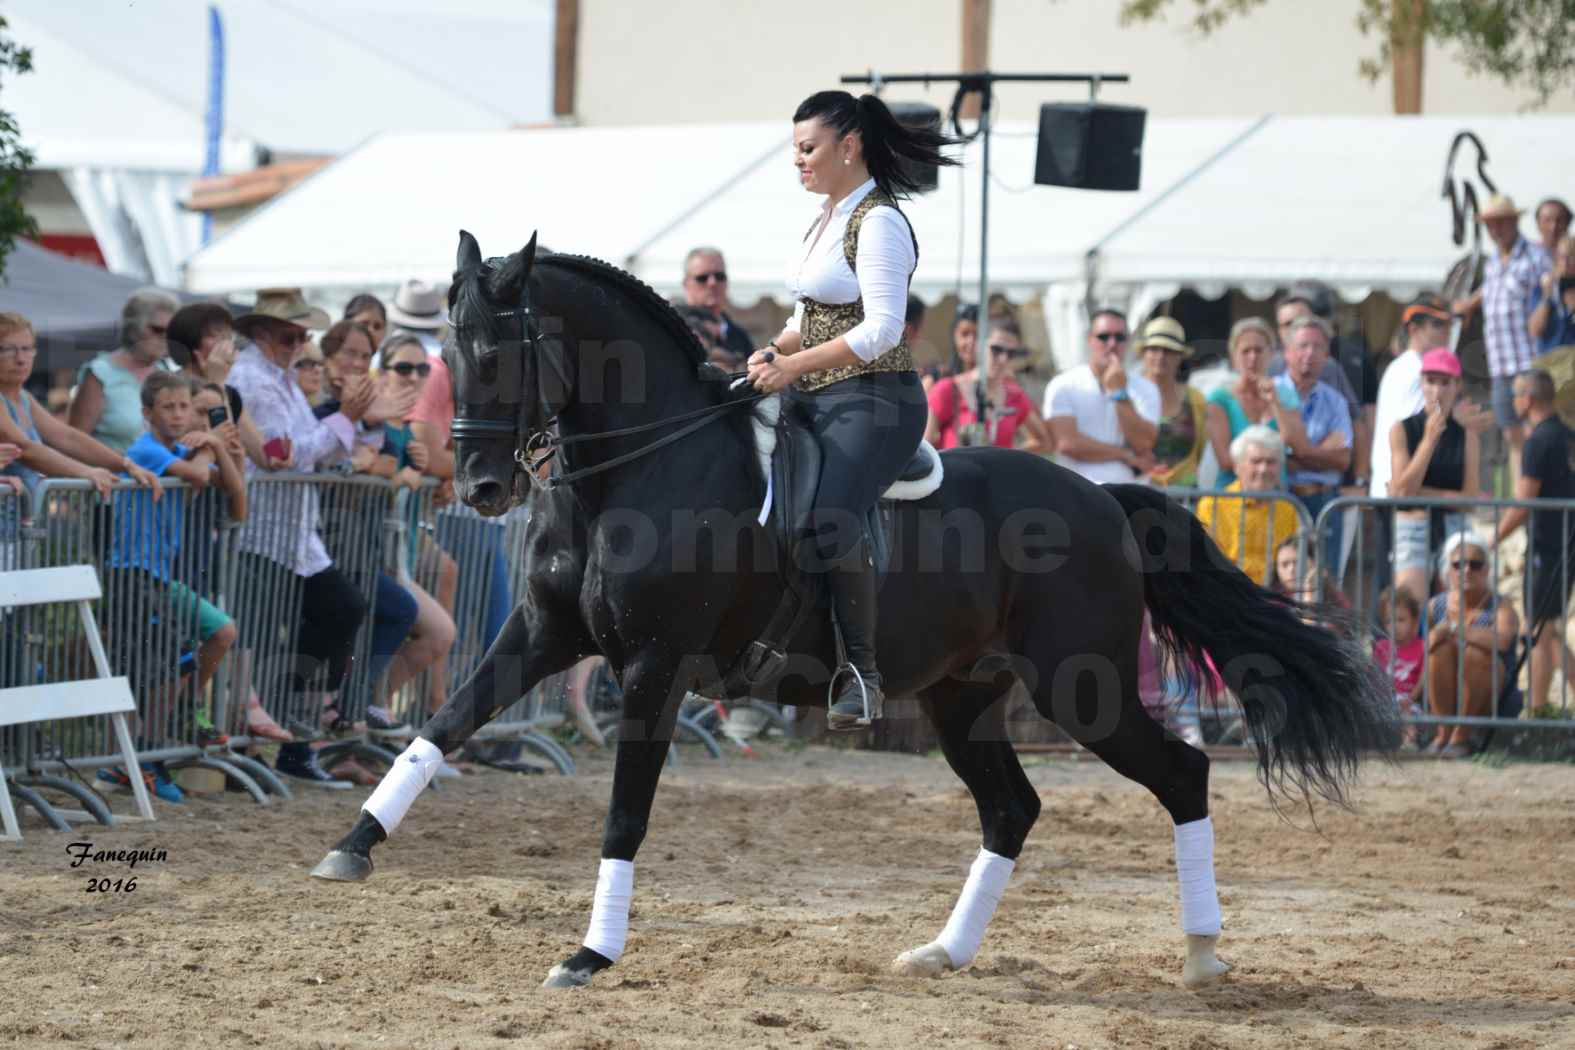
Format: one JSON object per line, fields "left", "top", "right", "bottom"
{"left": 1182, "top": 933, "right": 1231, "bottom": 989}
{"left": 892, "top": 941, "right": 955, "bottom": 977}
{"left": 308, "top": 850, "right": 372, "bottom": 882}
{"left": 542, "top": 964, "right": 594, "bottom": 990}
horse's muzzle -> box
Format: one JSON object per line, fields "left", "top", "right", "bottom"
{"left": 463, "top": 477, "right": 511, "bottom": 517}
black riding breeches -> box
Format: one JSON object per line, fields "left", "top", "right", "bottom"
{"left": 783, "top": 370, "right": 928, "bottom": 568}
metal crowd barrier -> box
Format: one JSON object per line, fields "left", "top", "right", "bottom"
{"left": 0, "top": 477, "right": 282, "bottom": 814}
{"left": 1313, "top": 494, "right": 1575, "bottom": 742}
{"left": 1159, "top": 485, "right": 1315, "bottom": 589}
{"left": 393, "top": 484, "right": 573, "bottom": 772}
{"left": 0, "top": 469, "right": 589, "bottom": 827}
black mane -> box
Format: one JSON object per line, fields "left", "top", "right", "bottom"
{"left": 536, "top": 253, "right": 710, "bottom": 370}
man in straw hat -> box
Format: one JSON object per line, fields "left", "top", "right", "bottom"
{"left": 228, "top": 288, "right": 376, "bottom": 787}
{"left": 1453, "top": 194, "right": 1553, "bottom": 462}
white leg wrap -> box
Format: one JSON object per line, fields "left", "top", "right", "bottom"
{"left": 934, "top": 848, "right": 1016, "bottom": 968}
{"left": 582, "top": 858, "right": 635, "bottom": 963}
{"left": 1174, "top": 817, "right": 1222, "bottom": 936}
{"left": 362, "top": 738, "right": 444, "bottom": 836}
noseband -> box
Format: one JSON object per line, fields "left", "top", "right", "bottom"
{"left": 449, "top": 276, "right": 766, "bottom": 492}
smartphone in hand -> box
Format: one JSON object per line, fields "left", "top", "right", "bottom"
{"left": 207, "top": 406, "right": 229, "bottom": 430}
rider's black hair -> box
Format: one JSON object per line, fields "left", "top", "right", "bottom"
{"left": 792, "top": 91, "right": 959, "bottom": 200}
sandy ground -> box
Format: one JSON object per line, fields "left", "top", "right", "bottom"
{"left": 2, "top": 743, "right": 1574, "bottom": 1050}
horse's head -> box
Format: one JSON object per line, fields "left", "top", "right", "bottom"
{"left": 446, "top": 230, "right": 572, "bottom": 515}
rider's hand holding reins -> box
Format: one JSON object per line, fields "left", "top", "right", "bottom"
{"left": 748, "top": 347, "right": 798, "bottom": 394}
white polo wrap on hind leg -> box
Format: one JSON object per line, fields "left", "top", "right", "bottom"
{"left": 1173, "top": 817, "right": 1222, "bottom": 935}
{"left": 935, "top": 848, "right": 1016, "bottom": 968}
{"left": 362, "top": 737, "right": 444, "bottom": 835}
{"left": 583, "top": 858, "right": 635, "bottom": 962}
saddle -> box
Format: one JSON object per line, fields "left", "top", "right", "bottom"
{"left": 701, "top": 393, "right": 943, "bottom": 698}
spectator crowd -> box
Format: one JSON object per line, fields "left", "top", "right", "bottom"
{"left": 3, "top": 191, "right": 1572, "bottom": 800}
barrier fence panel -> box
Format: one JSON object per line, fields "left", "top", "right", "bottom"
{"left": 315, "top": 472, "right": 399, "bottom": 729}
{"left": 1315, "top": 494, "right": 1575, "bottom": 743}
{"left": 8, "top": 478, "right": 226, "bottom": 774}
{"left": 0, "top": 483, "right": 28, "bottom": 775}
{"left": 231, "top": 474, "right": 316, "bottom": 744}
{"left": 1159, "top": 485, "right": 1314, "bottom": 590}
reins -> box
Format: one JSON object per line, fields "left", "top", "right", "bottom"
{"left": 538, "top": 387, "right": 767, "bottom": 487}
{"left": 451, "top": 273, "right": 769, "bottom": 490}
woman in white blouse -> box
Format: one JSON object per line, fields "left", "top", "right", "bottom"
{"left": 746, "top": 91, "right": 956, "bottom": 730}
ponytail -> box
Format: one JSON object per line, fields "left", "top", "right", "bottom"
{"left": 793, "top": 90, "right": 959, "bottom": 199}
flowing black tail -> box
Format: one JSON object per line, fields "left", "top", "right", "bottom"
{"left": 1107, "top": 484, "right": 1400, "bottom": 807}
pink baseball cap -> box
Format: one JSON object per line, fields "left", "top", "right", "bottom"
{"left": 1420, "top": 347, "right": 1462, "bottom": 377}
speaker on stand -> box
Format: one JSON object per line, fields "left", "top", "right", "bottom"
{"left": 1034, "top": 102, "right": 1146, "bottom": 191}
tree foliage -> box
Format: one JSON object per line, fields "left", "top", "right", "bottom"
{"left": 1118, "top": 0, "right": 1575, "bottom": 105}
{"left": 0, "top": 16, "right": 34, "bottom": 279}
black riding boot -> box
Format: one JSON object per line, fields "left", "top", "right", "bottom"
{"left": 827, "top": 537, "right": 883, "bottom": 730}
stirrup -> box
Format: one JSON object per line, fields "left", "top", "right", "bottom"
{"left": 827, "top": 663, "right": 882, "bottom": 730}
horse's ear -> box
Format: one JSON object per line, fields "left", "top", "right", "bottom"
{"left": 488, "top": 231, "right": 539, "bottom": 301}
{"left": 457, "top": 230, "right": 482, "bottom": 272}
{"left": 522, "top": 231, "right": 538, "bottom": 273}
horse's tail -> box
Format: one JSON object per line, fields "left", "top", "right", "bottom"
{"left": 1105, "top": 484, "right": 1400, "bottom": 808}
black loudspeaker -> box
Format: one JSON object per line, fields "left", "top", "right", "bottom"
{"left": 1034, "top": 102, "right": 1146, "bottom": 191}
{"left": 886, "top": 100, "right": 942, "bottom": 194}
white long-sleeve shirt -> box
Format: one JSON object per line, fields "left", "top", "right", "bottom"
{"left": 227, "top": 344, "right": 355, "bottom": 577}
{"left": 784, "top": 178, "right": 915, "bottom": 363}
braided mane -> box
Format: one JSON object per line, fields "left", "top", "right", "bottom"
{"left": 538, "top": 253, "right": 709, "bottom": 369}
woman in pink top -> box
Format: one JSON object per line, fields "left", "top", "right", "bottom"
{"left": 924, "top": 321, "right": 1051, "bottom": 452}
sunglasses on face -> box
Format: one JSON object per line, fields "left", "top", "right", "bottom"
{"left": 1093, "top": 331, "right": 1128, "bottom": 344}
{"left": 275, "top": 329, "right": 309, "bottom": 348}
{"left": 295, "top": 358, "right": 323, "bottom": 371}
{"left": 688, "top": 270, "right": 727, "bottom": 284}
{"left": 388, "top": 361, "right": 432, "bottom": 378}
{"left": 989, "top": 344, "right": 1029, "bottom": 359}
{"left": 1451, "top": 558, "right": 1486, "bottom": 571}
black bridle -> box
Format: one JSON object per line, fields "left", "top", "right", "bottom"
{"left": 448, "top": 280, "right": 766, "bottom": 490}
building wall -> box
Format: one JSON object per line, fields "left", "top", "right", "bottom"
{"left": 576, "top": 0, "right": 1575, "bottom": 126}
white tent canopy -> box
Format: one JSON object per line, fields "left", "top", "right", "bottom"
{"left": 184, "top": 115, "right": 1573, "bottom": 361}
{"left": 182, "top": 118, "right": 1260, "bottom": 297}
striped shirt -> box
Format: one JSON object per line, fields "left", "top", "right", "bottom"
{"left": 1482, "top": 237, "right": 1552, "bottom": 378}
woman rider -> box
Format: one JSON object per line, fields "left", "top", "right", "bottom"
{"left": 746, "top": 90, "right": 956, "bottom": 730}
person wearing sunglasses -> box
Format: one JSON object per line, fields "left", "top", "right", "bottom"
{"left": 1043, "top": 308, "right": 1160, "bottom": 484}
{"left": 682, "top": 246, "right": 755, "bottom": 368}
{"left": 68, "top": 287, "right": 180, "bottom": 454}
{"left": 924, "top": 319, "right": 1049, "bottom": 452}
{"left": 227, "top": 289, "right": 377, "bottom": 786}
{"left": 371, "top": 332, "right": 459, "bottom": 739}
{"left": 1423, "top": 531, "right": 1519, "bottom": 757}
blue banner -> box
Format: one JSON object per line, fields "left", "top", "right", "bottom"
{"left": 201, "top": 5, "right": 225, "bottom": 245}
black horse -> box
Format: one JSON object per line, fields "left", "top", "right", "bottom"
{"left": 312, "top": 232, "right": 1397, "bottom": 990}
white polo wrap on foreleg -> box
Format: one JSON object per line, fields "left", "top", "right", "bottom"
{"left": 934, "top": 848, "right": 1016, "bottom": 968}
{"left": 362, "top": 737, "right": 444, "bottom": 835}
{"left": 1173, "top": 816, "right": 1222, "bottom": 936}
{"left": 583, "top": 858, "right": 635, "bottom": 962}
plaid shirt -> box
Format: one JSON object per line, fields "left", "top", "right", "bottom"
{"left": 1483, "top": 237, "right": 1552, "bottom": 378}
